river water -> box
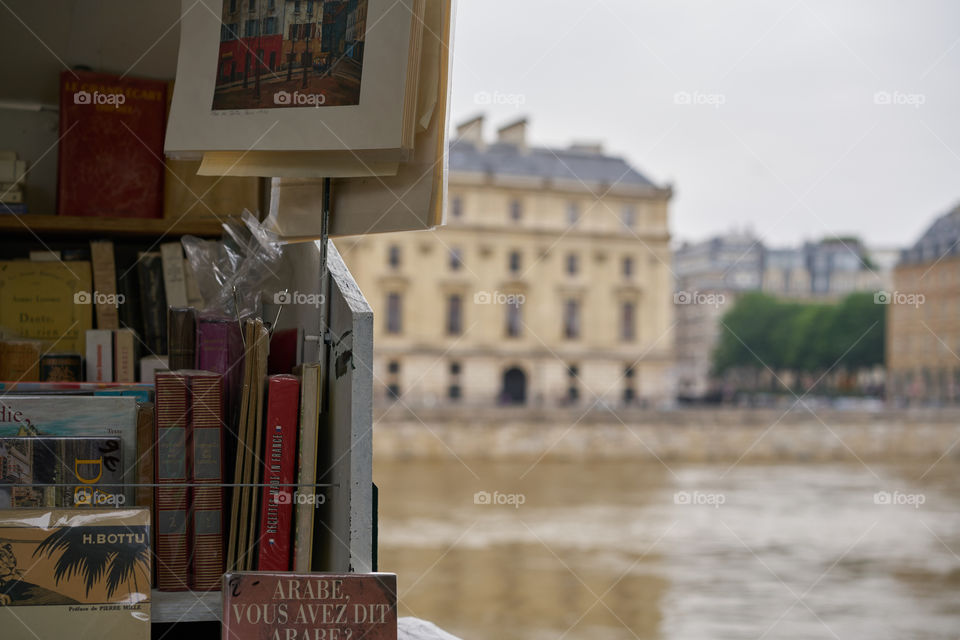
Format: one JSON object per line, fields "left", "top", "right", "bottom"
{"left": 374, "top": 458, "right": 960, "bottom": 639}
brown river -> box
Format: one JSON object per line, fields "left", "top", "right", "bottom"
{"left": 374, "top": 459, "right": 960, "bottom": 639}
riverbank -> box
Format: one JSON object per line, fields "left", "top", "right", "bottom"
{"left": 372, "top": 407, "right": 960, "bottom": 462}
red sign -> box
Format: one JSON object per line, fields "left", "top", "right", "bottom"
{"left": 222, "top": 572, "right": 398, "bottom": 640}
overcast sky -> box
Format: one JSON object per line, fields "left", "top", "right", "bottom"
{"left": 448, "top": 0, "right": 960, "bottom": 249}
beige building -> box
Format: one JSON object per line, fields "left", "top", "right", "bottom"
{"left": 335, "top": 116, "right": 675, "bottom": 409}
{"left": 887, "top": 204, "right": 960, "bottom": 405}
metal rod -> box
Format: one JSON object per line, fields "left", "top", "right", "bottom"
{"left": 4, "top": 483, "right": 339, "bottom": 488}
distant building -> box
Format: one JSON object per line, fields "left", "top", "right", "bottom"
{"left": 677, "top": 234, "right": 897, "bottom": 400}
{"left": 335, "top": 116, "right": 675, "bottom": 409}
{"left": 887, "top": 203, "right": 960, "bottom": 405}
{"left": 673, "top": 233, "right": 763, "bottom": 399}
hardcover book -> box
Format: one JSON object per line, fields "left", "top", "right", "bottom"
{"left": 154, "top": 371, "right": 190, "bottom": 591}
{"left": 89, "top": 240, "right": 120, "bottom": 330}
{"left": 160, "top": 242, "right": 189, "bottom": 308}
{"left": 113, "top": 328, "right": 137, "bottom": 383}
{"left": 0, "top": 261, "right": 93, "bottom": 353}
{"left": 0, "top": 395, "right": 138, "bottom": 505}
{"left": 0, "top": 437, "right": 123, "bottom": 509}
{"left": 58, "top": 70, "right": 167, "bottom": 218}
{"left": 222, "top": 572, "right": 398, "bottom": 640}
{"left": 257, "top": 375, "right": 300, "bottom": 571}
{"left": 0, "top": 340, "right": 42, "bottom": 382}
{"left": 294, "top": 363, "right": 321, "bottom": 572}
{"left": 85, "top": 329, "right": 113, "bottom": 382}
{"left": 187, "top": 371, "right": 224, "bottom": 590}
{"left": 0, "top": 508, "right": 150, "bottom": 640}
{"left": 39, "top": 354, "right": 83, "bottom": 382}
{"left": 167, "top": 307, "right": 197, "bottom": 371}
{"left": 136, "top": 252, "right": 167, "bottom": 355}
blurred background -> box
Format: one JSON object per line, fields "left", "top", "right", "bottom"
{"left": 333, "top": 1, "right": 960, "bottom": 638}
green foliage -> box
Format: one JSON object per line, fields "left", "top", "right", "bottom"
{"left": 712, "top": 291, "right": 885, "bottom": 376}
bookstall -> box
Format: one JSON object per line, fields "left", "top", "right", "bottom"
{"left": 0, "top": 1, "right": 452, "bottom": 638}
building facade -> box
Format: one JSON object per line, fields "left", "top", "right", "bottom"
{"left": 673, "top": 233, "right": 764, "bottom": 400}
{"left": 335, "top": 116, "right": 675, "bottom": 409}
{"left": 887, "top": 203, "right": 960, "bottom": 405}
{"left": 675, "top": 234, "right": 896, "bottom": 400}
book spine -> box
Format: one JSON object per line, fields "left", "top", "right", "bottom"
{"left": 137, "top": 254, "right": 167, "bottom": 355}
{"left": 257, "top": 375, "right": 300, "bottom": 571}
{"left": 155, "top": 372, "right": 190, "bottom": 591}
{"left": 160, "top": 242, "right": 189, "bottom": 308}
{"left": 188, "top": 373, "right": 225, "bottom": 591}
{"left": 39, "top": 354, "right": 82, "bottom": 382}
{"left": 293, "top": 363, "right": 320, "bottom": 572}
{"left": 167, "top": 307, "right": 197, "bottom": 370}
{"left": 113, "top": 328, "right": 136, "bottom": 382}
{"left": 89, "top": 240, "right": 120, "bottom": 330}
{"left": 0, "top": 341, "right": 41, "bottom": 381}
{"left": 136, "top": 402, "right": 155, "bottom": 513}
{"left": 85, "top": 329, "right": 113, "bottom": 382}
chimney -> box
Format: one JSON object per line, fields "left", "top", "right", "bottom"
{"left": 456, "top": 115, "right": 485, "bottom": 148}
{"left": 497, "top": 117, "right": 528, "bottom": 152}
{"left": 570, "top": 141, "right": 604, "bottom": 155}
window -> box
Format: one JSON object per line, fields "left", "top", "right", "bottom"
{"left": 623, "top": 256, "right": 633, "bottom": 278}
{"left": 229, "top": 0, "right": 237, "bottom": 11}
{"left": 450, "top": 248, "right": 463, "bottom": 271}
{"left": 566, "top": 253, "right": 579, "bottom": 276}
{"left": 306, "top": 0, "right": 314, "bottom": 14}
{"left": 263, "top": 16, "right": 277, "bottom": 35}
{"left": 621, "top": 301, "right": 636, "bottom": 341}
{"left": 567, "top": 365, "right": 580, "bottom": 404}
{"left": 452, "top": 196, "right": 463, "bottom": 219}
{"left": 386, "top": 293, "right": 403, "bottom": 334}
{"left": 245, "top": 19, "right": 259, "bottom": 37}
{"left": 564, "top": 299, "right": 580, "bottom": 339}
{"left": 448, "top": 361, "right": 462, "bottom": 401}
{"left": 509, "top": 250, "right": 522, "bottom": 274}
{"left": 622, "top": 205, "right": 636, "bottom": 229}
{"left": 248, "top": 0, "right": 256, "bottom": 11}
{"left": 510, "top": 199, "right": 523, "bottom": 221}
{"left": 388, "top": 360, "right": 400, "bottom": 374}
{"left": 388, "top": 245, "right": 401, "bottom": 269}
{"left": 447, "top": 294, "right": 463, "bottom": 336}
{"left": 387, "top": 384, "right": 401, "bottom": 400}
{"left": 506, "top": 303, "right": 522, "bottom": 338}
{"left": 267, "top": 0, "right": 276, "bottom": 9}
{"left": 567, "top": 202, "right": 580, "bottom": 226}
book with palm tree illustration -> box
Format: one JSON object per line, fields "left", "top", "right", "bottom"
{"left": 0, "top": 508, "right": 150, "bottom": 640}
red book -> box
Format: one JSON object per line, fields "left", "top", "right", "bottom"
{"left": 257, "top": 375, "right": 300, "bottom": 571}
{"left": 155, "top": 371, "right": 190, "bottom": 591}
{"left": 188, "top": 371, "right": 225, "bottom": 591}
{"left": 58, "top": 70, "right": 167, "bottom": 218}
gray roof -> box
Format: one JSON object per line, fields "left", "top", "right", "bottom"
{"left": 449, "top": 140, "right": 658, "bottom": 188}
{"left": 901, "top": 203, "right": 960, "bottom": 265}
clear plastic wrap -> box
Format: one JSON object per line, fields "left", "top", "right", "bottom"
{"left": 182, "top": 210, "right": 289, "bottom": 320}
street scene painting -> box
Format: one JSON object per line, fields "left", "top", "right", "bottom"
{"left": 212, "top": 0, "right": 368, "bottom": 110}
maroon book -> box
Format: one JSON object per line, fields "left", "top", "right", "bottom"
{"left": 223, "top": 573, "right": 398, "bottom": 640}
{"left": 58, "top": 70, "right": 167, "bottom": 218}
{"left": 257, "top": 375, "right": 300, "bottom": 571}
